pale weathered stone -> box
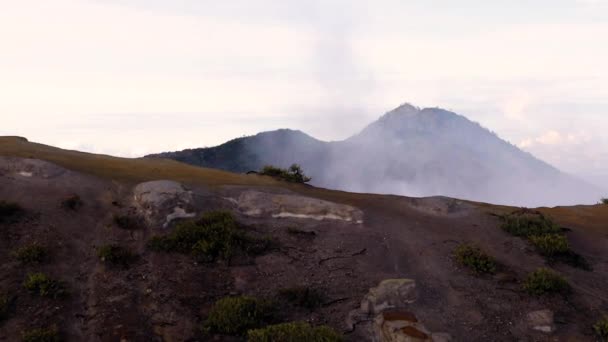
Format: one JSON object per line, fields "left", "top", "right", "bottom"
{"left": 526, "top": 309, "right": 555, "bottom": 334}
{"left": 232, "top": 190, "right": 364, "bottom": 223}
{"left": 133, "top": 180, "right": 195, "bottom": 228}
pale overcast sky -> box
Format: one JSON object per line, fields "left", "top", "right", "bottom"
{"left": 1, "top": 0, "right": 607, "bottom": 187}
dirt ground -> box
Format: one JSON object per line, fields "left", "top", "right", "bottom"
{"left": 1, "top": 152, "right": 607, "bottom": 341}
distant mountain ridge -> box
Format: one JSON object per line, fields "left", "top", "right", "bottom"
{"left": 147, "top": 104, "right": 602, "bottom": 206}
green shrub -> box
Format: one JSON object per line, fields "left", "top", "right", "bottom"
{"left": 260, "top": 164, "right": 311, "bottom": 183}
{"left": 247, "top": 321, "right": 343, "bottom": 342}
{"left": 529, "top": 234, "right": 570, "bottom": 257}
{"left": 523, "top": 268, "right": 570, "bottom": 296}
{"left": 279, "top": 286, "right": 326, "bottom": 309}
{"left": 0, "top": 293, "right": 13, "bottom": 322}
{"left": 23, "top": 273, "right": 66, "bottom": 299}
{"left": 13, "top": 244, "right": 48, "bottom": 264}
{"left": 148, "top": 211, "right": 274, "bottom": 262}
{"left": 60, "top": 194, "right": 82, "bottom": 211}
{"left": 21, "top": 327, "right": 61, "bottom": 342}
{"left": 203, "top": 296, "right": 273, "bottom": 335}
{"left": 594, "top": 315, "right": 608, "bottom": 341}
{"left": 601, "top": 198, "right": 608, "bottom": 205}
{"left": 113, "top": 215, "right": 141, "bottom": 230}
{"left": 501, "top": 210, "right": 561, "bottom": 238}
{"left": 97, "top": 244, "right": 136, "bottom": 267}
{"left": 453, "top": 244, "right": 497, "bottom": 275}
{"left": 0, "top": 200, "right": 24, "bottom": 223}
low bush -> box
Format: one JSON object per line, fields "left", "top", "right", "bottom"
{"left": 148, "top": 211, "right": 275, "bottom": 262}
{"left": 248, "top": 321, "right": 343, "bottom": 342}
{"left": 594, "top": 315, "right": 608, "bottom": 341}
{"left": 203, "top": 296, "right": 274, "bottom": 336}
{"left": 0, "top": 200, "right": 24, "bottom": 223}
{"left": 453, "top": 244, "right": 497, "bottom": 275}
{"left": 601, "top": 198, "right": 608, "bottom": 205}
{"left": 523, "top": 268, "right": 570, "bottom": 296}
{"left": 501, "top": 210, "right": 561, "bottom": 238}
{"left": 529, "top": 234, "right": 570, "bottom": 257}
{"left": 60, "top": 194, "right": 82, "bottom": 211}
{"left": 0, "top": 293, "right": 13, "bottom": 322}
{"left": 260, "top": 164, "right": 311, "bottom": 184}
{"left": 13, "top": 244, "right": 48, "bottom": 264}
{"left": 97, "top": 244, "right": 137, "bottom": 267}
{"left": 23, "top": 273, "right": 66, "bottom": 299}
{"left": 279, "top": 286, "right": 326, "bottom": 309}
{"left": 21, "top": 326, "right": 61, "bottom": 342}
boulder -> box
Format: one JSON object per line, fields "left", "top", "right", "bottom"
{"left": 231, "top": 190, "right": 363, "bottom": 223}
{"left": 526, "top": 310, "right": 555, "bottom": 334}
{"left": 133, "top": 180, "right": 195, "bottom": 228}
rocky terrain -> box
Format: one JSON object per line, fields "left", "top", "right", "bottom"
{"left": 1, "top": 136, "right": 608, "bottom": 341}
{"left": 147, "top": 104, "right": 604, "bottom": 207}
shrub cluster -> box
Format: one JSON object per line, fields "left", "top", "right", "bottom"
{"left": 60, "top": 194, "right": 82, "bottom": 211}
{"left": 97, "top": 244, "right": 137, "bottom": 267}
{"left": 594, "top": 315, "right": 608, "bottom": 341}
{"left": 148, "top": 211, "right": 274, "bottom": 262}
{"left": 453, "top": 244, "right": 497, "bottom": 275}
{"left": 523, "top": 268, "right": 570, "bottom": 296}
{"left": 23, "top": 273, "right": 66, "bottom": 299}
{"left": 501, "top": 210, "right": 561, "bottom": 238}
{"left": 203, "top": 296, "right": 274, "bottom": 335}
{"left": 259, "top": 164, "right": 311, "bottom": 184}
{"left": 0, "top": 200, "right": 24, "bottom": 223}
{"left": 248, "top": 321, "right": 343, "bottom": 342}
{"left": 279, "top": 286, "right": 326, "bottom": 309}
{"left": 529, "top": 234, "right": 570, "bottom": 257}
{"left": 501, "top": 210, "right": 589, "bottom": 269}
{"left": 21, "top": 327, "right": 61, "bottom": 342}
{"left": 601, "top": 198, "right": 608, "bottom": 205}
{"left": 13, "top": 244, "right": 48, "bottom": 264}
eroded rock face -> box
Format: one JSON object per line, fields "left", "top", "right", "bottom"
{"left": 133, "top": 180, "right": 195, "bottom": 228}
{"left": 231, "top": 190, "right": 363, "bottom": 223}
{"left": 348, "top": 279, "right": 450, "bottom": 342}
{"left": 0, "top": 157, "right": 67, "bottom": 179}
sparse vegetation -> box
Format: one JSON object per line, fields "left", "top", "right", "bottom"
{"left": 453, "top": 243, "right": 497, "bottom": 275}
{"left": 501, "top": 210, "right": 561, "bottom": 238}
{"left": 247, "top": 321, "right": 343, "bottom": 342}
{"left": 279, "top": 286, "right": 326, "bottom": 309}
{"left": 259, "top": 164, "right": 311, "bottom": 184}
{"left": 21, "top": 326, "right": 61, "bottom": 342}
{"left": 113, "top": 214, "right": 142, "bottom": 230}
{"left": 60, "top": 194, "right": 82, "bottom": 211}
{"left": 1, "top": 293, "right": 13, "bottom": 323}
{"left": 501, "top": 210, "right": 590, "bottom": 270}
{"left": 23, "top": 273, "right": 66, "bottom": 299}
{"left": 523, "top": 268, "right": 570, "bottom": 296}
{"left": 203, "top": 296, "right": 274, "bottom": 336}
{"left": 97, "top": 244, "right": 137, "bottom": 267}
{"left": 0, "top": 200, "right": 24, "bottom": 223}
{"left": 594, "top": 315, "right": 608, "bottom": 341}
{"left": 13, "top": 244, "right": 48, "bottom": 264}
{"left": 148, "top": 211, "right": 275, "bottom": 262}
{"left": 529, "top": 234, "right": 570, "bottom": 257}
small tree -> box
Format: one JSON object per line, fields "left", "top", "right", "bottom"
{"left": 259, "top": 164, "right": 311, "bottom": 183}
{"left": 601, "top": 198, "right": 608, "bottom": 205}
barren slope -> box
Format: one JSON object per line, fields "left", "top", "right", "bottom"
{"left": 1, "top": 137, "right": 607, "bottom": 342}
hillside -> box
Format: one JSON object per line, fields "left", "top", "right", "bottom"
{"left": 1, "top": 136, "right": 608, "bottom": 341}
{"left": 148, "top": 104, "right": 603, "bottom": 207}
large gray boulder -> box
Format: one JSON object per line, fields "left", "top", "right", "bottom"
{"left": 133, "top": 180, "right": 195, "bottom": 228}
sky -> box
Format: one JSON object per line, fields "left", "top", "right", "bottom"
{"left": 1, "top": 0, "right": 607, "bottom": 187}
